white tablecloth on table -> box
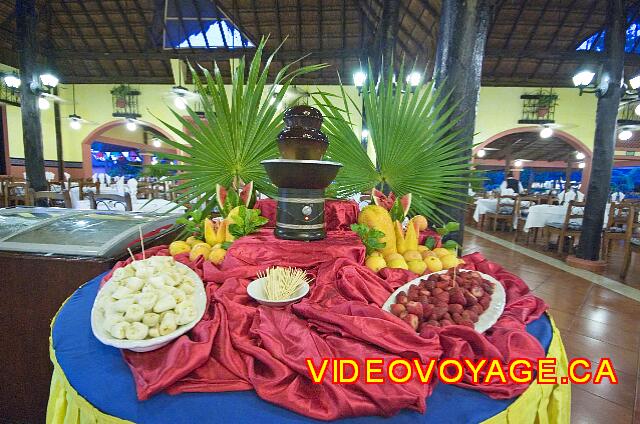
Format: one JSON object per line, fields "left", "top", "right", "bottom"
{"left": 523, "top": 204, "right": 610, "bottom": 232}
{"left": 473, "top": 199, "right": 498, "bottom": 222}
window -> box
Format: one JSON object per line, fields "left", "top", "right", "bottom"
{"left": 576, "top": 15, "right": 640, "bottom": 54}
{"left": 163, "top": 0, "right": 254, "bottom": 49}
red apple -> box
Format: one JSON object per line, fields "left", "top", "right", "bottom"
{"left": 390, "top": 303, "right": 406, "bottom": 317}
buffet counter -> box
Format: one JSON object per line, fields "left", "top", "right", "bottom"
{"left": 0, "top": 207, "right": 181, "bottom": 423}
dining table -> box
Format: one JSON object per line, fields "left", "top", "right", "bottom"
{"left": 522, "top": 204, "right": 610, "bottom": 232}
{"left": 69, "top": 187, "right": 185, "bottom": 214}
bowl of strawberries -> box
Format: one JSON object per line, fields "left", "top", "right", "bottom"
{"left": 382, "top": 269, "right": 506, "bottom": 333}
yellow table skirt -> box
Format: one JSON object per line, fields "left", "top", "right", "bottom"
{"left": 47, "top": 314, "right": 570, "bottom": 424}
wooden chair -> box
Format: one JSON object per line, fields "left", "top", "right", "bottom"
{"left": 620, "top": 206, "right": 639, "bottom": 279}
{"left": 137, "top": 185, "right": 159, "bottom": 200}
{"left": 543, "top": 200, "right": 585, "bottom": 254}
{"left": 31, "top": 190, "right": 72, "bottom": 208}
{"left": 513, "top": 196, "right": 540, "bottom": 244}
{"left": 484, "top": 194, "right": 518, "bottom": 232}
{"left": 87, "top": 192, "right": 133, "bottom": 211}
{"left": 0, "top": 175, "right": 14, "bottom": 207}
{"left": 4, "top": 182, "right": 32, "bottom": 206}
{"left": 602, "top": 203, "right": 639, "bottom": 256}
{"left": 78, "top": 180, "right": 100, "bottom": 200}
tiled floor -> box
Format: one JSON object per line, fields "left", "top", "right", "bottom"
{"left": 462, "top": 230, "right": 640, "bottom": 424}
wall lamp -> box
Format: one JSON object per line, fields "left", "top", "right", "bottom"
{"left": 572, "top": 64, "right": 609, "bottom": 97}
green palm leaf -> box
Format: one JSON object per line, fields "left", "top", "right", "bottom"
{"left": 315, "top": 60, "right": 480, "bottom": 224}
{"left": 154, "top": 38, "right": 327, "bottom": 214}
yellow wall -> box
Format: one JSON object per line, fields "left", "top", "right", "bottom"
{"left": 5, "top": 76, "right": 610, "bottom": 166}
{"left": 3, "top": 82, "right": 363, "bottom": 164}
{"left": 474, "top": 87, "right": 599, "bottom": 150}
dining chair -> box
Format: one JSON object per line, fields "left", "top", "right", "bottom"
{"left": 484, "top": 194, "right": 518, "bottom": 232}
{"left": 5, "top": 182, "right": 32, "bottom": 206}
{"left": 620, "top": 206, "right": 639, "bottom": 279}
{"left": 601, "top": 202, "right": 635, "bottom": 258}
{"left": 0, "top": 175, "right": 14, "bottom": 207}
{"left": 79, "top": 180, "right": 101, "bottom": 200}
{"left": 513, "top": 196, "right": 539, "bottom": 244}
{"left": 543, "top": 200, "right": 585, "bottom": 254}
{"left": 31, "top": 190, "right": 72, "bottom": 208}
{"left": 87, "top": 192, "right": 133, "bottom": 211}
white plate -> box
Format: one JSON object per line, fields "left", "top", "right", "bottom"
{"left": 91, "top": 260, "right": 207, "bottom": 352}
{"left": 382, "top": 270, "right": 506, "bottom": 333}
{"left": 247, "top": 277, "right": 310, "bottom": 307}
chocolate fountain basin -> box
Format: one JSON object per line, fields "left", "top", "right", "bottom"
{"left": 262, "top": 159, "right": 342, "bottom": 189}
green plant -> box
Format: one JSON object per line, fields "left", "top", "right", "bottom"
{"left": 153, "top": 38, "right": 327, "bottom": 213}
{"left": 227, "top": 206, "right": 270, "bottom": 238}
{"left": 424, "top": 221, "right": 460, "bottom": 251}
{"left": 110, "top": 84, "right": 131, "bottom": 99}
{"left": 175, "top": 209, "right": 206, "bottom": 239}
{"left": 314, "top": 61, "right": 480, "bottom": 224}
{"left": 350, "top": 223, "right": 386, "bottom": 255}
{"left": 536, "top": 94, "right": 556, "bottom": 108}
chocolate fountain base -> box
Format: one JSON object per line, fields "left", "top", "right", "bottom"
{"left": 274, "top": 188, "right": 326, "bottom": 241}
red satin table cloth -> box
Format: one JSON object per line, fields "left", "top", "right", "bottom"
{"left": 104, "top": 230, "right": 547, "bottom": 421}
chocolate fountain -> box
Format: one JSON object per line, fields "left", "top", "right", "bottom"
{"left": 262, "top": 106, "right": 342, "bottom": 241}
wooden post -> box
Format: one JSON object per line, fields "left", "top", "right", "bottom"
{"left": 53, "top": 87, "right": 64, "bottom": 182}
{"left": 576, "top": 0, "right": 624, "bottom": 261}
{"left": 433, "top": 0, "right": 494, "bottom": 244}
{"left": 16, "top": 0, "right": 47, "bottom": 191}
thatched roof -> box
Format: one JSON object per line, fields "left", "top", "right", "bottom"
{"left": 0, "top": 1, "right": 635, "bottom": 86}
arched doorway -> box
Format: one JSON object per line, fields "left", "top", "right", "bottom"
{"left": 473, "top": 126, "right": 593, "bottom": 190}
{"left": 81, "top": 120, "right": 178, "bottom": 178}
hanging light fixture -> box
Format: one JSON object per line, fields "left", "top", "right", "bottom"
{"left": 514, "top": 159, "right": 523, "bottom": 168}
{"left": 152, "top": 138, "right": 162, "bottom": 148}
{"left": 39, "top": 73, "right": 59, "bottom": 89}
{"left": 38, "top": 96, "right": 50, "bottom": 110}
{"left": 361, "top": 128, "right": 369, "bottom": 139}
{"left": 578, "top": 162, "right": 586, "bottom": 169}
{"left": 476, "top": 149, "right": 486, "bottom": 158}
{"left": 540, "top": 127, "right": 553, "bottom": 138}
{"left": 69, "top": 114, "right": 82, "bottom": 130}
{"left": 126, "top": 119, "right": 137, "bottom": 131}
{"left": 173, "top": 96, "right": 187, "bottom": 110}
{"left": 406, "top": 72, "right": 421, "bottom": 87}
{"left": 575, "top": 151, "right": 586, "bottom": 160}
{"left": 68, "top": 85, "right": 84, "bottom": 130}
{"left": 618, "top": 129, "right": 633, "bottom": 140}
{"left": 3, "top": 73, "right": 21, "bottom": 89}
{"left": 629, "top": 73, "right": 640, "bottom": 90}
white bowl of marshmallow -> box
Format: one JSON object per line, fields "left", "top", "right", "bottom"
{"left": 91, "top": 255, "right": 207, "bottom": 352}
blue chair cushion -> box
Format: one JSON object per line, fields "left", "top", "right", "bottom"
{"left": 546, "top": 222, "right": 582, "bottom": 231}
{"left": 607, "top": 226, "right": 627, "bottom": 233}
{"left": 498, "top": 207, "right": 513, "bottom": 214}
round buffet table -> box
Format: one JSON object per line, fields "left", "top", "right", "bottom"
{"left": 48, "top": 273, "right": 569, "bottom": 424}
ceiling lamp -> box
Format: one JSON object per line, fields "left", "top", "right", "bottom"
{"left": 39, "top": 73, "right": 59, "bottom": 88}
{"left": 152, "top": 138, "right": 162, "bottom": 148}
{"left": 540, "top": 127, "right": 553, "bottom": 138}
{"left": 173, "top": 96, "right": 187, "bottom": 110}
{"left": 353, "top": 71, "right": 367, "bottom": 88}
{"left": 69, "top": 114, "right": 82, "bottom": 130}
{"left": 618, "top": 129, "right": 633, "bottom": 140}
{"left": 514, "top": 159, "right": 523, "bottom": 168}
{"left": 575, "top": 151, "right": 585, "bottom": 160}
{"left": 476, "top": 149, "right": 486, "bottom": 158}
{"left": 3, "top": 73, "right": 20, "bottom": 89}
{"left": 38, "top": 96, "right": 50, "bottom": 110}
{"left": 126, "top": 119, "right": 137, "bottom": 131}
{"left": 361, "top": 129, "right": 369, "bottom": 139}
{"left": 572, "top": 70, "right": 595, "bottom": 88}
{"left": 578, "top": 162, "right": 586, "bottom": 169}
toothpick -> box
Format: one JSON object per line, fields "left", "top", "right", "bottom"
{"left": 139, "top": 226, "right": 146, "bottom": 260}
{"left": 127, "top": 248, "right": 136, "bottom": 262}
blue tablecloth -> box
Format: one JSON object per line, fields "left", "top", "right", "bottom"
{"left": 52, "top": 273, "right": 553, "bottom": 424}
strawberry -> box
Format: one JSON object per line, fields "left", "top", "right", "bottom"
{"left": 403, "top": 313, "right": 420, "bottom": 331}
{"left": 390, "top": 303, "right": 406, "bottom": 317}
